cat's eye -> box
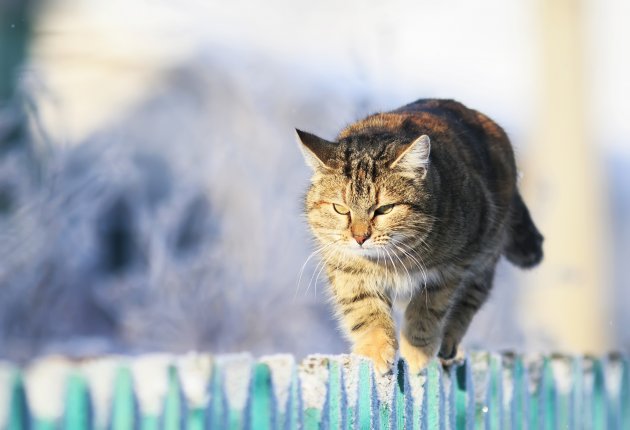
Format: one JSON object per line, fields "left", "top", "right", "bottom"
{"left": 333, "top": 204, "right": 350, "bottom": 215}
{"left": 374, "top": 204, "right": 394, "bottom": 216}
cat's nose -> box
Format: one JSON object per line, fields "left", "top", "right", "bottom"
{"left": 353, "top": 233, "right": 370, "bottom": 245}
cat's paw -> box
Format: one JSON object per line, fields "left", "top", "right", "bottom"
{"left": 400, "top": 334, "right": 433, "bottom": 375}
{"left": 439, "top": 345, "right": 465, "bottom": 368}
{"left": 353, "top": 328, "right": 397, "bottom": 374}
{"left": 438, "top": 338, "right": 458, "bottom": 361}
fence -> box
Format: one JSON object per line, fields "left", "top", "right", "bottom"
{"left": 1, "top": 352, "right": 629, "bottom": 429}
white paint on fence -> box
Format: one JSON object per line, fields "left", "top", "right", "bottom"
{"left": 177, "top": 352, "right": 213, "bottom": 408}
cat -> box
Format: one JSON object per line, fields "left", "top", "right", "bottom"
{"left": 297, "top": 98, "right": 543, "bottom": 374}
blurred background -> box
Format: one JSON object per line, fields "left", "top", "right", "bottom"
{"left": 0, "top": 0, "right": 628, "bottom": 361}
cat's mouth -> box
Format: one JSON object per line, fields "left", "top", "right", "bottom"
{"left": 336, "top": 235, "right": 417, "bottom": 262}
{"left": 338, "top": 242, "right": 385, "bottom": 259}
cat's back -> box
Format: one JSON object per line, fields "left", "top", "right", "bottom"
{"left": 340, "top": 99, "right": 517, "bottom": 193}
{"left": 342, "top": 99, "right": 512, "bottom": 160}
{"left": 392, "top": 98, "right": 513, "bottom": 160}
{"left": 391, "top": 98, "right": 503, "bottom": 136}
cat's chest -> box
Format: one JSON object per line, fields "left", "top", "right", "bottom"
{"left": 376, "top": 265, "right": 443, "bottom": 295}
{"left": 331, "top": 260, "right": 444, "bottom": 295}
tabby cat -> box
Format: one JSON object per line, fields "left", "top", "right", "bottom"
{"left": 297, "top": 99, "right": 543, "bottom": 374}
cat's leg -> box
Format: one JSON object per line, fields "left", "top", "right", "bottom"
{"left": 331, "top": 273, "right": 396, "bottom": 374}
{"left": 401, "top": 284, "right": 455, "bottom": 374}
{"left": 438, "top": 268, "right": 494, "bottom": 362}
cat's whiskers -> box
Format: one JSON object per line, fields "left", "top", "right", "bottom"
{"left": 390, "top": 238, "right": 429, "bottom": 293}
{"left": 388, "top": 242, "right": 414, "bottom": 293}
{"left": 313, "top": 233, "right": 345, "bottom": 248}
{"left": 390, "top": 239, "right": 424, "bottom": 272}
{"left": 399, "top": 228, "right": 467, "bottom": 266}
{"left": 382, "top": 247, "right": 401, "bottom": 302}
{"left": 394, "top": 239, "right": 431, "bottom": 310}
{"left": 313, "top": 247, "right": 336, "bottom": 298}
{"left": 294, "top": 244, "right": 329, "bottom": 301}
{"left": 390, "top": 238, "right": 424, "bottom": 266}
{"left": 399, "top": 240, "right": 429, "bottom": 292}
{"left": 305, "top": 254, "right": 327, "bottom": 297}
{"left": 389, "top": 222, "right": 432, "bottom": 247}
{"left": 377, "top": 247, "right": 389, "bottom": 286}
{"left": 390, "top": 241, "right": 420, "bottom": 284}
{"left": 296, "top": 239, "right": 340, "bottom": 299}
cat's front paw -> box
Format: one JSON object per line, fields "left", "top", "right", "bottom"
{"left": 353, "top": 328, "right": 397, "bottom": 374}
{"left": 438, "top": 340, "right": 465, "bottom": 368}
{"left": 400, "top": 333, "right": 434, "bottom": 375}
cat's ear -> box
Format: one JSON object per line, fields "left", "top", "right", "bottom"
{"left": 295, "top": 129, "right": 338, "bottom": 171}
{"left": 390, "top": 135, "right": 431, "bottom": 172}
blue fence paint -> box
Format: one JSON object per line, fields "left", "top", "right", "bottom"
{"left": 0, "top": 352, "right": 629, "bottom": 429}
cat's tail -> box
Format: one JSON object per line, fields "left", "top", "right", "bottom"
{"left": 503, "top": 192, "right": 544, "bottom": 268}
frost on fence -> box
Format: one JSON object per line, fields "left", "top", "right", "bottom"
{"left": 0, "top": 352, "right": 629, "bottom": 429}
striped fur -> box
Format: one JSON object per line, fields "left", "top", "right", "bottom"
{"left": 298, "top": 99, "right": 543, "bottom": 374}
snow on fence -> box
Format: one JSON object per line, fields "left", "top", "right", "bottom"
{"left": 0, "top": 352, "right": 628, "bottom": 429}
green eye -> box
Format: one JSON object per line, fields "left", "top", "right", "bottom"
{"left": 374, "top": 204, "right": 394, "bottom": 216}
{"left": 333, "top": 203, "right": 350, "bottom": 215}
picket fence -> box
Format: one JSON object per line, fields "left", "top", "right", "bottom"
{"left": 0, "top": 352, "right": 628, "bottom": 429}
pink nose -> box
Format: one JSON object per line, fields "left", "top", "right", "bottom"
{"left": 354, "top": 233, "right": 370, "bottom": 245}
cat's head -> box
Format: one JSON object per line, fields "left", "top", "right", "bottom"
{"left": 297, "top": 127, "right": 433, "bottom": 258}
